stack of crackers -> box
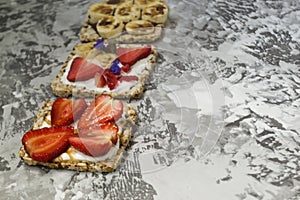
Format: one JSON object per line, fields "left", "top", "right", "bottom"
{"left": 19, "top": 0, "right": 168, "bottom": 172}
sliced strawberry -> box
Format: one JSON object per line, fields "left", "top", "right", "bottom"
{"left": 77, "top": 94, "right": 123, "bottom": 130}
{"left": 22, "top": 126, "right": 74, "bottom": 162}
{"left": 102, "top": 69, "right": 118, "bottom": 90}
{"left": 51, "top": 98, "right": 87, "bottom": 127}
{"left": 95, "top": 72, "right": 106, "bottom": 88}
{"left": 121, "top": 64, "right": 131, "bottom": 73}
{"left": 117, "top": 46, "right": 151, "bottom": 66}
{"left": 79, "top": 122, "right": 118, "bottom": 145}
{"left": 69, "top": 136, "right": 112, "bottom": 157}
{"left": 73, "top": 99, "right": 88, "bottom": 121}
{"left": 119, "top": 75, "right": 138, "bottom": 82}
{"left": 67, "top": 57, "right": 104, "bottom": 82}
{"left": 51, "top": 98, "right": 72, "bottom": 127}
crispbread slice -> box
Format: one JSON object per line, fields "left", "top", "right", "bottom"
{"left": 18, "top": 100, "right": 136, "bottom": 172}
{"left": 51, "top": 42, "right": 157, "bottom": 98}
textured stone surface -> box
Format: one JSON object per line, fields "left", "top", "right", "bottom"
{"left": 1, "top": 0, "right": 300, "bottom": 199}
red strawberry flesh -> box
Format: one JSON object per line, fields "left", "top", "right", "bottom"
{"left": 67, "top": 57, "right": 104, "bottom": 82}
{"left": 51, "top": 98, "right": 73, "bottom": 127}
{"left": 121, "top": 64, "right": 131, "bottom": 73}
{"left": 103, "top": 69, "right": 118, "bottom": 90}
{"left": 77, "top": 94, "right": 123, "bottom": 131}
{"left": 95, "top": 72, "right": 106, "bottom": 88}
{"left": 22, "top": 126, "right": 74, "bottom": 162}
{"left": 51, "top": 98, "right": 87, "bottom": 127}
{"left": 117, "top": 46, "right": 151, "bottom": 66}
{"left": 69, "top": 136, "right": 113, "bottom": 157}
{"left": 78, "top": 122, "right": 118, "bottom": 145}
{"left": 72, "top": 99, "right": 88, "bottom": 121}
{"left": 119, "top": 75, "right": 138, "bottom": 82}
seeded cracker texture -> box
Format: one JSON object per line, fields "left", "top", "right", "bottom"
{"left": 51, "top": 42, "right": 157, "bottom": 99}
{"left": 79, "top": 0, "right": 167, "bottom": 43}
{"left": 18, "top": 100, "right": 137, "bottom": 172}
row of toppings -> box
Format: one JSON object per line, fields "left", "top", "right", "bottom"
{"left": 22, "top": 95, "right": 123, "bottom": 162}
{"left": 67, "top": 39, "right": 152, "bottom": 90}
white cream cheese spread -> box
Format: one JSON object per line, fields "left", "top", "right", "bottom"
{"left": 61, "top": 53, "right": 153, "bottom": 93}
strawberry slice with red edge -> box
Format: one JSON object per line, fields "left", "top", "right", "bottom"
{"left": 67, "top": 57, "right": 104, "bottom": 82}
{"left": 78, "top": 122, "right": 118, "bottom": 145}
{"left": 95, "top": 69, "right": 118, "bottom": 90}
{"left": 103, "top": 69, "right": 118, "bottom": 90}
{"left": 119, "top": 75, "right": 138, "bottom": 82}
{"left": 22, "top": 126, "right": 74, "bottom": 162}
{"left": 95, "top": 72, "right": 106, "bottom": 88}
{"left": 51, "top": 98, "right": 87, "bottom": 127}
{"left": 69, "top": 122, "right": 118, "bottom": 157}
{"left": 69, "top": 136, "right": 112, "bottom": 157}
{"left": 77, "top": 94, "right": 123, "bottom": 131}
{"left": 121, "top": 64, "right": 131, "bottom": 73}
{"left": 117, "top": 46, "right": 151, "bottom": 66}
{"left": 72, "top": 99, "right": 88, "bottom": 120}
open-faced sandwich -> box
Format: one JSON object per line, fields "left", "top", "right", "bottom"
{"left": 80, "top": 0, "right": 168, "bottom": 43}
{"left": 51, "top": 39, "right": 157, "bottom": 98}
{"left": 19, "top": 94, "right": 136, "bottom": 172}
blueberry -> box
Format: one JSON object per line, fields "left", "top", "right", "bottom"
{"left": 110, "top": 60, "right": 121, "bottom": 74}
{"left": 94, "top": 39, "right": 105, "bottom": 50}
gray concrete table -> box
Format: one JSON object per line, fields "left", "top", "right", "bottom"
{"left": 1, "top": 0, "right": 300, "bottom": 199}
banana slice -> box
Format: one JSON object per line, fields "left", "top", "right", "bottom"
{"left": 88, "top": 3, "right": 115, "bottom": 24}
{"left": 134, "top": 0, "right": 164, "bottom": 9}
{"left": 96, "top": 16, "right": 125, "bottom": 39}
{"left": 105, "top": 0, "right": 133, "bottom": 6}
{"left": 74, "top": 43, "right": 94, "bottom": 58}
{"left": 85, "top": 48, "right": 102, "bottom": 60}
{"left": 95, "top": 53, "right": 117, "bottom": 68}
{"left": 142, "top": 2, "right": 168, "bottom": 24}
{"left": 115, "top": 4, "right": 141, "bottom": 23}
{"left": 125, "top": 20, "right": 154, "bottom": 35}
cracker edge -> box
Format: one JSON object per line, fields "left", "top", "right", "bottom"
{"left": 51, "top": 43, "right": 158, "bottom": 99}
{"left": 18, "top": 100, "right": 137, "bottom": 172}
